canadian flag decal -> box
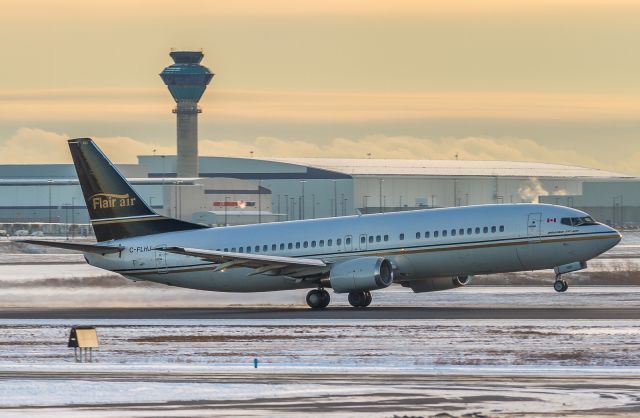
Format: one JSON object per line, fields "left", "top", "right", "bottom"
{"left": 546, "top": 217, "right": 557, "bottom": 223}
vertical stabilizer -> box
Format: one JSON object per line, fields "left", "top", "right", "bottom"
{"left": 69, "top": 138, "right": 206, "bottom": 241}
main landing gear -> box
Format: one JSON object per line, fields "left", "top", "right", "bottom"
{"left": 348, "top": 291, "right": 372, "bottom": 308}
{"left": 306, "top": 288, "right": 330, "bottom": 309}
{"left": 553, "top": 275, "right": 568, "bottom": 293}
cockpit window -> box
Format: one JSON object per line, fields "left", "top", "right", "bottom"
{"left": 561, "top": 216, "right": 598, "bottom": 227}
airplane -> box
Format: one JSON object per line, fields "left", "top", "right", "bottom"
{"left": 24, "top": 138, "right": 621, "bottom": 309}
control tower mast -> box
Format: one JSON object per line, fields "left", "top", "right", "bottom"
{"left": 160, "top": 51, "right": 214, "bottom": 178}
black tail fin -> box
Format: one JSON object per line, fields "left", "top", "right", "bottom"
{"left": 69, "top": 138, "right": 206, "bottom": 242}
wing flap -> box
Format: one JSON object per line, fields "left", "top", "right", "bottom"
{"left": 161, "top": 247, "right": 327, "bottom": 274}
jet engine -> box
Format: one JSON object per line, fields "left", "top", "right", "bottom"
{"left": 406, "top": 275, "right": 472, "bottom": 293}
{"left": 325, "top": 257, "right": 394, "bottom": 293}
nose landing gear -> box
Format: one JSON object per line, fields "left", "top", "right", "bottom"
{"left": 306, "top": 288, "right": 330, "bottom": 309}
{"left": 348, "top": 291, "right": 372, "bottom": 308}
{"left": 553, "top": 275, "right": 568, "bottom": 292}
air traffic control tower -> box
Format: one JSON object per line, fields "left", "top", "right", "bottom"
{"left": 160, "top": 51, "right": 214, "bottom": 178}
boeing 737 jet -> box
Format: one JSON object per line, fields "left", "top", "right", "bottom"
{"left": 25, "top": 138, "right": 621, "bottom": 309}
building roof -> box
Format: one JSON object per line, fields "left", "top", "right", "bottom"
{"left": 263, "top": 158, "right": 632, "bottom": 179}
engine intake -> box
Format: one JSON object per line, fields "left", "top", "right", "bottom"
{"left": 327, "top": 257, "right": 394, "bottom": 293}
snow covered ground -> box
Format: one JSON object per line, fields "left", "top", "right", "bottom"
{"left": 0, "top": 316, "right": 640, "bottom": 417}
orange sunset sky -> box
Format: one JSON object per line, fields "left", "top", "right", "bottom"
{"left": 0, "top": 0, "right": 639, "bottom": 173}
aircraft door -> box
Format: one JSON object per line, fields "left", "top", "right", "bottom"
{"left": 359, "top": 234, "right": 367, "bottom": 251}
{"left": 527, "top": 213, "right": 542, "bottom": 242}
{"left": 155, "top": 245, "right": 168, "bottom": 274}
{"left": 344, "top": 235, "right": 353, "bottom": 252}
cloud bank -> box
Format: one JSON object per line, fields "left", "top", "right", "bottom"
{"left": 1, "top": 127, "right": 634, "bottom": 176}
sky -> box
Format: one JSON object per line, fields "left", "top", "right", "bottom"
{"left": 0, "top": 0, "right": 639, "bottom": 174}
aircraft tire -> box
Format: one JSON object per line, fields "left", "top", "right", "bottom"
{"left": 363, "top": 291, "right": 372, "bottom": 307}
{"left": 320, "top": 289, "right": 331, "bottom": 308}
{"left": 306, "top": 289, "right": 327, "bottom": 309}
{"left": 554, "top": 280, "right": 566, "bottom": 292}
{"left": 348, "top": 291, "right": 368, "bottom": 308}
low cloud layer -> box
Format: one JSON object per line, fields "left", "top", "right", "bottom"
{"left": 1, "top": 127, "right": 635, "bottom": 176}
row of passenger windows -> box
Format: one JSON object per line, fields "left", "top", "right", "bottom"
{"left": 402, "top": 225, "right": 505, "bottom": 240}
{"left": 218, "top": 235, "right": 387, "bottom": 253}
{"left": 218, "top": 225, "right": 505, "bottom": 254}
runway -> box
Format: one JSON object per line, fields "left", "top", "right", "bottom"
{"left": 2, "top": 305, "right": 640, "bottom": 319}
{"left": 1, "top": 287, "right": 639, "bottom": 416}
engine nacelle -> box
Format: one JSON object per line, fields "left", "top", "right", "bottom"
{"left": 406, "top": 275, "right": 472, "bottom": 293}
{"left": 327, "top": 257, "right": 394, "bottom": 293}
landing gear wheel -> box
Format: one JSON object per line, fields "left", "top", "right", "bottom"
{"left": 554, "top": 279, "right": 568, "bottom": 293}
{"left": 319, "top": 288, "right": 331, "bottom": 308}
{"left": 348, "top": 291, "right": 371, "bottom": 308}
{"left": 363, "top": 291, "right": 372, "bottom": 307}
{"left": 306, "top": 289, "right": 330, "bottom": 309}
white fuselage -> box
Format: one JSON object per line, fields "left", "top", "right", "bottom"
{"left": 85, "top": 203, "right": 620, "bottom": 292}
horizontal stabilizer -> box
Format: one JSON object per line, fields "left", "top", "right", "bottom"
{"left": 19, "top": 240, "right": 124, "bottom": 255}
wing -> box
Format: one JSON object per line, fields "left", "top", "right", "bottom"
{"left": 19, "top": 239, "right": 124, "bottom": 255}
{"left": 161, "top": 246, "right": 329, "bottom": 278}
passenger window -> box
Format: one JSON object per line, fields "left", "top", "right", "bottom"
{"left": 451, "top": 229, "right": 456, "bottom": 236}
{"left": 475, "top": 227, "right": 480, "bottom": 234}
{"left": 303, "top": 241, "right": 308, "bottom": 248}
{"left": 499, "top": 225, "right": 505, "bottom": 232}
{"left": 288, "top": 243, "right": 293, "bottom": 249}
{"left": 224, "top": 248, "right": 228, "bottom": 252}
{"left": 311, "top": 241, "right": 316, "bottom": 247}
{"left": 467, "top": 228, "right": 472, "bottom": 235}
{"left": 384, "top": 235, "right": 389, "bottom": 241}
{"left": 319, "top": 240, "right": 324, "bottom": 247}
{"left": 231, "top": 247, "right": 236, "bottom": 252}
{"left": 400, "top": 233, "right": 405, "bottom": 240}
{"left": 328, "top": 239, "right": 333, "bottom": 246}
{"left": 247, "top": 246, "right": 251, "bottom": 253}
{"left": 360, "top": 236, "right": 366, "bottom": 244}
{"left": 368, "top": 236, "right": 374, "bottom": 243}
{"left": 296, "top": 242, "right": 301, "bottom": 249}
{"left": 239, "top": 247, "right": 244, "bottom": 253}
{"left": 491, "top": 226, "right": 496, "bottom": 233}
{"left": 416, "top": 232, "right": 421, "bottom": 239}
{"left": 434, "top": 231, "right": 439, "bottom": 237}
{"left": 255, "top": 245, "right": 260, "bottom": 252}
{"left": 345, "top": 237, "right": 350, "bottom": 245}
{"left": 442, "top": 230, "right": 447, "bottom": 237}
{"left": 425, "top": 231, "right": 430, "bottom": 238}
{"left": 338, "top": 238, "right": 343, "bottom": 245}
{"left": 459, "top": 228, "right": 464, "bottom": 235}
{"left": 271, "top": 244, "right": 276, "bottom": 251}
{"left": 376, "top": 235, "right": 381, "bottom": 242}
{"left": 483, "top": 227, "right": 488, "bottom": 233}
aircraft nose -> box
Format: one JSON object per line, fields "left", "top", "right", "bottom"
{"left": 603, "top": 225, "right": 622, "bottom": 247}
